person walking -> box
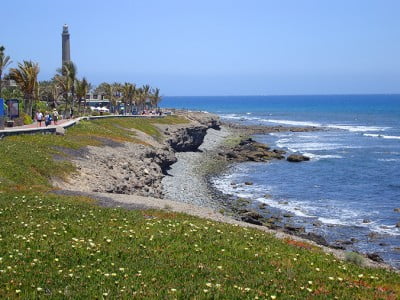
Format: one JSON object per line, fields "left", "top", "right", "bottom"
{"left": 36, "top": 111, "right": 43, "bottom": 127}
{"left": 44, "top": 112, "right": 52, "bottom": 127}
{"left": 53, "top": 109, "right": 59, "bottom": 125}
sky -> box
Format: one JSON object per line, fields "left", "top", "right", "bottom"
{"left": 1, "top": 0, "right": 400, "bottom": 96}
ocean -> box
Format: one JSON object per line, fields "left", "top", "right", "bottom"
{"left": 161, "top": 95, "right": 400, "bottom": 268}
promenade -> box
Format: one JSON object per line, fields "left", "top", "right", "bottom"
{"left": 0, "top": 114, "right": 164, "bottom": 138}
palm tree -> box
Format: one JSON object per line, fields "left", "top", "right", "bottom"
{"left": 134, "top": 87, "right": 144, "bottom": 113}
{"left": 142, "top": 84, "right": 150, "bottom": 111}
{"left": 111, "top": 82, "right": 123, "bottom": 113}
{"left": 94, "top": 82, "right": 122, "bottom": 113}
{"left": 75, "top": 77, "right": 89, "bottom": 115}
{"left": 53, "top": 73, "right": 71, "bottom": 117}
{"left": 122, "top": 83, "right": 134, "bottom": 114}
{"left": 150, "top": 88, "right": 162, "bottom": 109}
{"left": 56, "top": 61, "right": 77, "bottom": 117}
{"left": 38, "top": 80, "right": 60, "bottom": 108}
{"left": 0, "top": 46, "right": 12, "bottom": 98}
{"left": 8, "top": 61, "right": 39, "bottom": 117}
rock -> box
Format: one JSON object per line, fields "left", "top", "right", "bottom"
{"left": 226, "top": 151, "right": 238, "bottom": 159}
{"left": 263, "top": 194, "right": 272, "bottom": 199}
{"left": 241, "top": 216, "right": 263, "bottom": 226}
{"left": 287, "top": 154, "right": 310, "bottom": 162}
{"left": 283, "top": 213, "right": 294, "bottom": 218}
{"left": 363, "top": 219, "right": 371, "bottom": 223}
{"left": 55, "top": 126, "right": 65, "bottom": 135}
{"left": 379, "top": 242, "right": 389, "bottom": 246}
{"left": 264, "top": 223, "right": 281, "bottom": 230}
{"left": 236, "top": 198, "right": 250, "bottom": 206}
{"left": 219, "top": 137, "right": 285, "bottom": 162}
{"left": 367, "top": 253, "right": 384, "bottom": 263}
{"left": 396, "top": 222, "right": 400, "bottom": 228}
{"left": 244, "top": 181, "right": 253, "bottom": 185}
{"left": 312, "top": 221, "right": 322, "bottom": 227}
{"left": 279, "top": 201, "right": 288, "bottom": 205}
{"left": 335, "top": 239, "right": 354, "bottom": 246}
{"left": 259, "top": 203, "right": 268, "bottom": 210}
{"left": 368, "top": 232, "right": 379, "bottom": 239}
{"left": 394, "top": 208, "right": 400, "bottom": 212}
{"left": 241, "top": 211, "right": 263, "bottom": 220}
{"left": 167, "top": 125, "right": 208, "bottom": 152}
{"left": 300, "top": 232, "right": 329, "bottom": 247}
{"left": 284, "top": 224, "right": 305, "bottom": 234}
{"left": 273, "top": 149, "right": 286, "bottom": 155}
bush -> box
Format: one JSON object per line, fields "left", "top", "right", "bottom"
{"left": 91, "top": 111, "right": 100, "bottom": 116}
{"left": 345, "top": 251, "right": 365, "bottom": 266}
{"left": 12, "top": 113, "right": 33, "bottom": 126}
{"left": 23, "top": 113, "right": 33, "bottom": 125}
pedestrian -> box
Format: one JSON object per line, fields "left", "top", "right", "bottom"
{"left": 53, "top": 109, "right": 59, "bottom": 125}
{"left": 36, "top": 111, "right": 43, "bottom": 127}
{"left": 44, "top": 112, "right": 52, "bottom": 126}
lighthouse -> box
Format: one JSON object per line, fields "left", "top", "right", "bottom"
{"left": 61, "top": 24, "right": 71, "bottom": 65}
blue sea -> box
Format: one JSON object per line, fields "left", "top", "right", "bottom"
{"left": 162, "top": 95, "right": 400, "bottom": 267}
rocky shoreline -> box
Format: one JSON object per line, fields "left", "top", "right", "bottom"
{"left": 54, "top": 112, "right": 395, "bottom": 270}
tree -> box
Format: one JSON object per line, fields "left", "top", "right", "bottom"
{"left": 56, "top": 61, "right": 77, "bottom": 117}
{"left": 75, "top": 77, "right": 89, "bottom": 115}
{"left": 8, "top": 61, "right": 39, "bottom": 116}
{"left": 39, "top": 80, "right": 60, "bottom": 108}
{"left": 94, "top": 82, "right": 123, "bottom": 113}
{"left": 53, "top": 73, "right": 70, "bottom": 116}
{"left": 134, "top": 85, "right": 151, "bottom": 112}
{"left": 122, "top": 83, "right": 134, "bottom": 114}
{"left": 111, "top": 82, "right": 123, "bottom": 113}
{"left": 150, "top": 88, "right": 162, "bottom": 109}
{"left": 0, "top": 46, "right": 12, "bottom": 98}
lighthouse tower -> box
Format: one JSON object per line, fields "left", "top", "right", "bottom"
{"left": 61, "top": 24, "right": 71, "bottom": 65}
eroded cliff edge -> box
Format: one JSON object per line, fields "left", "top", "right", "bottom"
{"left": 54, "top": 112, "right": 221, "bottom": 198}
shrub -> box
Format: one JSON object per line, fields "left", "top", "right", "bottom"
{"left": 23, "top": 113, "right": 33, "bottom": 125}
{"left": 345, "top": 251, "right": 365, "bottom": 266}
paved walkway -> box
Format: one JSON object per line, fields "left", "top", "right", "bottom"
{"left": 0, "top": 114, "right": 165, "bottom": 138}
{"left": 11, "top": 118, "right": 71, "bottom": 129}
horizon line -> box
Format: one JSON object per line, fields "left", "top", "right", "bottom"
{"left": 164, "top": 93, "right": 400, "bottom": 98}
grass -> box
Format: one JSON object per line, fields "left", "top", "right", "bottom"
{"left": 0, "top": 191, "right": 399, "bottom": 299}
{"left": 0, "top": 116, "right": 399, "bottom": 298}
{"left": 0, "top": 116, "right": 188, "bottom": 192}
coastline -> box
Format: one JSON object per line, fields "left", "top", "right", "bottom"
{"left": 54, "top": 113, "right": 397, "bottom": 270}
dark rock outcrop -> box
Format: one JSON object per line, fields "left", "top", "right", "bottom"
{"left": 367, "top": 253, "right": 384, "bottom": 263}
{"left": 167, "top": 125, "right": 209, "bottom": 152}
{"left": 284, "top": 224, "right": 305, "bottom": 234}
{"left": 219, "top": 138, "right": 285, "bottom": 162}
{"left": 299, "top": 232, "right": 330, "bottom": 247}
{"left": 287, "top": 154, "right": 310, "bottom": 162}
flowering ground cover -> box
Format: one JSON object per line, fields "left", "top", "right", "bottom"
{"left": 0, "top": 116, "right": 399, "bottom": 298}
{"left": 0, "top": 192, "right": 399, "bottom": 299}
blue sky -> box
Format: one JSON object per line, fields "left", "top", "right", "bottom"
{"left": 1, "top": 0, "right": 400, "bottom": 96}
